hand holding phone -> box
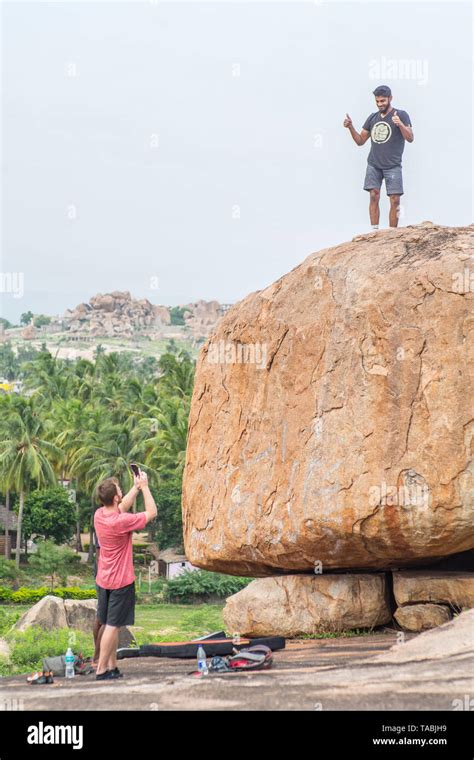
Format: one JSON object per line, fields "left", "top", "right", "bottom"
{"left": 130, "top": 463, "right": 142, "bottom": 489}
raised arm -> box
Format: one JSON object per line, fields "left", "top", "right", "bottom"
{"left": 343, "top": 114, "right": 370, "bottom": 146}
{"left": 139, "top": 471, "right": 157, "bottom": 524}
{"left": 118, "top": 480, "right": 140, "bottom": 513}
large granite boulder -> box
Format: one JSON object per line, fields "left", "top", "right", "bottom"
{"left": 223, "top": 574, "right": 391, "bottom": 636}
{"left": 183, "top": 223, "right": 474, "bottom": 575}
{"left": 393, "top": 570, "right": 474, "bottom": 608}
{"left": 182, "top": 300, "right": 224, "bottom": 338}
{"left": 64, "top": 599, "right": 98, "bottom": 632}
{"left": 14, "top": 595, "right": 68, "bottom": 632}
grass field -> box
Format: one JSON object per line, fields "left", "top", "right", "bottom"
{"left": 129, "top": 603, "right": 225, "bottom": 643}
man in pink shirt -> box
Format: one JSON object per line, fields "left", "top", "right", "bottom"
{"left": 93, "top": 470, "right": 157, "bottom": 680}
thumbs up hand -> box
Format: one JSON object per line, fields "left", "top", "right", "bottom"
{"left": 343, "top": 113, "right": 352, "bottom": 128}
{"left": 392, "top": 110, "right": 401, "bottom": 127}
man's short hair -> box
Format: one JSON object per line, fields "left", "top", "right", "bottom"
{"left": 97, "top": 477, "right": 119, "bottom": 506}
{"left": 373, "top": 85, "right": 392, "bottom": 97}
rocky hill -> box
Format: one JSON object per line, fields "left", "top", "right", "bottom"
{"left": 63, "top": 291, "right": 170, "bottom": 337}
{"left": 57, "top": 292, "right": 230, "bottom": 340}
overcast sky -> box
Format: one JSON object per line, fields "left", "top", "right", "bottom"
{"left": 1, "top": 1, "right": 472, "bottom": 322}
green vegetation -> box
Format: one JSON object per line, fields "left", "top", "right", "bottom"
{"left": 0, "top": 586, "right": 96, "bottom": 603}
{"left": 20, "top": 311, "right": 34, "bottom": 326}
{"left": 0, "top": 343, "right": 38, "bottom": 381}
{"left": 0, "top": 395, "right": 60, "bottom": 568}
{"left": 169, "top": 306, "right": 187, "bottom": 326}
{"left": 23, "top": 488, "right": 76, "bottom": 545}
{"left": 130, "top": 603, "right": 225, "bottom": 643}
{"left": 0, "top": 346, "right": 195, "bottom": 568}
{"left": 27, "top": 541, "right": 78, "bottom": 590}
{"left": 165, "top": 570, "right": 251, "bottom": 603}
{"left": 0, "top": 605, "right": 27, "bottom": 635}
{"left": 297, "top": 629, "right": 376, "bottom": 639}
{"left": 153, "top": 474, "right": 185, "bottom": 549}
{"left": 33, "top": 315, "right": 51, "bottom": 328}
{"left": 0, "top": 558, "right": 23, "bottom": 584}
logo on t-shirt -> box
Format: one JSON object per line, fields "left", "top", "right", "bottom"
{"left": 371, "top": 121, "right": 392, "bottom": 144}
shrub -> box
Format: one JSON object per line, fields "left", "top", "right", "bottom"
{"left": 169, "top": 306, "right": 186, "bottom": 326}
{"left": 28, "top": 541, "right": 77, "bottom": 590}
{"left": 53, "top": 587, "right": 96, "bottom": 600}
{"left": 0, "top": 558, "right": 23, "bottom": 584}
{"left": 0, "top": 586, "right": 96, "bottom": 604}
{"left": 0, "top": 606, "right": 24, "bottom": 636}
{"left": 11, "top": 588, "right": 49, "bottom": 604}
{"left": 165, "top": 570, "right": 252, "bottom": 603}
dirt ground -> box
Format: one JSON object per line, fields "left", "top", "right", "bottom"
{"left": 1, "top": 627, "right": 470, "bottom": 711}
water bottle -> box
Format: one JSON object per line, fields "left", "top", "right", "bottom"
{"left": 65, "top": 647, "right": 75, "bottom": 679}
{"left": 196, "top": 646, "right": 208, "bottom": 675}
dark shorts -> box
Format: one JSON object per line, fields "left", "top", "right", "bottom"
{"left": 96, "top": 582, "right": 136, "bottom": 627}
{"left": 364, "top": 163, "right": 403, "bottom": 195}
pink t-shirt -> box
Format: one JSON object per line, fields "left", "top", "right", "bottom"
{"left": 94, "top": 507, "right": 147, "bottom": 590}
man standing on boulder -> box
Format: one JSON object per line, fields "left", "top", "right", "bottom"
{"left": 94, "top": 471, "right": 157, "bottom": 680}
{"left": 344, "top": 85, "right": 413, "bottom": 229}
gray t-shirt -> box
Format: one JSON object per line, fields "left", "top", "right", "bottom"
{"left": 362, "top": 108, "right": 412, "bottom": 170}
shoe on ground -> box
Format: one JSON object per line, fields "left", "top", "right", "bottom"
{"left": 95, "top": 669, "right": 123, "bottom": 681}
{"left": 28, "top": 670, "right": 53, "bottom": 685}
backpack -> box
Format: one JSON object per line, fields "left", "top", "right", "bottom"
{"left": 42, "top": 653, "right": 94, "bottom": 677}
{"left": 189, "top": 644, "right": 273, "bottom": 676}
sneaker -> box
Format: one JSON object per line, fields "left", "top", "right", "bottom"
{"left": 95, "top": 670, "right": 111, "bottom": 681}
{"left": 95, "top": 669, "right": 123, "bottom": 681}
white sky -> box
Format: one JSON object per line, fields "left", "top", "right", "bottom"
{"left": 1, "top": 0, "right": 472, "bottom": 321}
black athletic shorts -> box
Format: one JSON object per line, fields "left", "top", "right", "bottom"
{"left": 96, "top": 582, "right": 136, "bottom": 627}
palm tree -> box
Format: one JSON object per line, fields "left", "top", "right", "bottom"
{"left": 49, "top": 397, "right": 90, "bottom": 551}
{"left": 157, "top": 351, "right": 195, "bottom": 399}
{"left": 0, "top": 395, "right": 16, "bottom": 558}
{"left": 0, "top": 343, "right": 17, "bottom": 381}
{"left": 0, "top": 396, "right": 60, "bottom": 567}
{"left": 134, "top": 395, "right": 189, "bottom": 475}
